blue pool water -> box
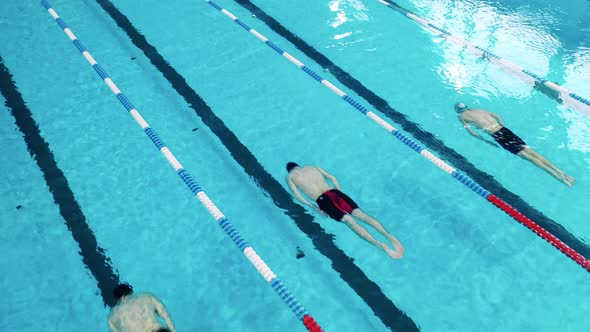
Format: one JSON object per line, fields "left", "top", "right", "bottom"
{"left": 1, "top": 0, "right": 589, "bottom": 331}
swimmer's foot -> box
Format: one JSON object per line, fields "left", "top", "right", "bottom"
{"left": 379, "top": 242, "right": 402, "bottom": 259}
{"left": 561, "top": 174, "right": 575, "bottom": 187}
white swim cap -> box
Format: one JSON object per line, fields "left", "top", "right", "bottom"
{"left": 454, "top": 102, "right": 469, "bottom": 112}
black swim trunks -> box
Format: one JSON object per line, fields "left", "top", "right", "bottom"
{"left": 316, "top": 189, "right": 359, "bottom": 221}
{"left": 492, "top": 127, "right": 527, "bottom": 154}
{"left": 155, "top": 329, "right": 170, "bottom": 332}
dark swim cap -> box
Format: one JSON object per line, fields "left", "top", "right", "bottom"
{"left": 113, "top": 283, "right": 133, "bottom": 301}
{"left": 286, "top": 162, "right": 299, "bottom": 173}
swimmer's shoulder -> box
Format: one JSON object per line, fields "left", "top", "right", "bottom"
{"left": 468, "top": 108, "right": 489, "bottom": 114}
{"left": 462, "top": 108, "right": 489, "bottom": 120}
{"left": 129, "top": 292, "right": 156, "bottom": 303}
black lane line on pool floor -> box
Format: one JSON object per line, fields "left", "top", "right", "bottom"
{"left": 93, "top": 0, "right": 419, "bottom": 330}
{"left": 232, "top": 0, "right": 590, "bottom": 258}
{"left": 0, "top": 56, "right": 120, "bottom": 307}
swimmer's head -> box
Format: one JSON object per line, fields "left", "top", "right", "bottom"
{"left": 454, "top": 102, "right": 469, "bottom": 113}
{"left": 113, "top": 283, "right": 133, "bottom": 301}
{"left": 286, "top": 162, "right": 299, "bottom": 173}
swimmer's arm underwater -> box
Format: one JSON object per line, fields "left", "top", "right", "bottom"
{"left": 317, "top": 167, "right": 341, "bottom": 190}
{"left": 489, "top": 112, "right": 505, "bottom": 126}
{"left": 287, "top": 177, "right": 325, "bottom": 215}
{"left": 287, "top": 177, "right": 314, "bottom": 206}
{"left": 151, "top": 294, "right": 176, "bottom": 332}
{"left": 461, "top": 119, "right": 497, "bottom": 148}
{"left": 460, "top": 119, "right": 482, "bottom": 138}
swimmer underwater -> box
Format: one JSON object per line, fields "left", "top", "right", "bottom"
{"left": 286, "top": 162, "right": 404, "bottom": 259}
{"left": 455, "top": 102, "right": 574, "bottom": 186}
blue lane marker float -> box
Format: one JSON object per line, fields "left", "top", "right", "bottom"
{"left": 205, "top": 1, "right": 590, "bottom": 273}
{"left": 40, "top": 1, "right": 325, "bottom": 329}
{"left": 376, "top": 0, "right": 590, "bottom": 116}
{"left": 205, "top": 0, "right": 488, "bottom": 197}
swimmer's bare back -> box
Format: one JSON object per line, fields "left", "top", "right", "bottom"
{"left": 108, "top": 293, "right": 176, "bottom": 332}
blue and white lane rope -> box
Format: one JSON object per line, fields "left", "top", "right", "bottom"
{"left": 205, "top": 1, "right": 590, "bottom": 272}
{"left": 376, "top": 0, "right": 590, "bottom": 116}
{"left": 40, "top": 1, "right": 325, "bottom": 330}
{"left": 205, "top": 0, "right": 486, "bottom": 196}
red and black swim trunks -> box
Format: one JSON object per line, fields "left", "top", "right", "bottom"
{"left": 316, "top": 189, "right": 359, "bottom": 221}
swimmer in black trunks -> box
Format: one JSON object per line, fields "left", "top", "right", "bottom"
{"left": 455, "top": 103, "right": 575, "bottom": 186}
{"left": 108, "top": 283, "right": 176, "bottom": 332}
{"left": 286, "top": 162, "right": 404, "bottom": 259}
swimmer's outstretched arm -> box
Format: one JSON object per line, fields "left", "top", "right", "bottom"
{"left": 151, "top": 294, "right": 176, "bottom": 332}
{"left": 317, "top": 167, "right": 341, "bottom": 190}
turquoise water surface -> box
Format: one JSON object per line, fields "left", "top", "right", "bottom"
{"left": 1, "top": 0, "right": 589, "bottom": 331}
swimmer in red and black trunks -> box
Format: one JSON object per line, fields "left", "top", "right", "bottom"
{"left": 286, "top": 162, "right": 404, "bottom": 259}
{"left": 455, "top": 103, "right": 575, "bottom": 186}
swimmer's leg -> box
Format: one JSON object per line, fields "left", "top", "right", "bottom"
{"left": 518, "top": 148, "right": 574, "bottom": 186}
{"left": 527, "top": 149, "right": 563, "bottom": 173}
{"left": 518, "top": 149, "right": 562, "bottom": 180}
{"left": 351, "top": 209, "right": 390, "bottom": 237}
{"left": 528, "top": 149, "right": 575, "bottom": 185}
{"left": 346, "top": 212, "right": 404, "bottom": 259}
{"left": 340, "top": 215, "right": 397, "bottom": 258}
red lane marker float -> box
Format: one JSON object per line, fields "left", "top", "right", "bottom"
{"left": 304, "top": 315, "right": 324, "bottom": 332}
{"left": 488, "top": 195, "right": 590, "bottom": 272}
{"left": 206, "top": 0, "right": 588, "bottom": 273}
{"left": 206, "top": 0, "right": 589, "bottom": 273}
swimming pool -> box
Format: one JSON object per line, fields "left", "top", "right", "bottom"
{"left": 1, "top": 0, "right": 589, "bottom": 330}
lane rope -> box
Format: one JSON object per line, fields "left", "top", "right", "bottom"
{"left": 40, "top": 1, "right": 324, "bottom": 330}
{"left": 205, "top": 0, "right": 590, "bottom": 272}
{"left": 376, "top": 0, "right": 590, "bottom": 116}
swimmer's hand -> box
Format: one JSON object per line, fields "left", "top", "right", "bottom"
{"left": 474, "top": 134, "right": 497, "bottom": 148}
{"left": 484, "top": 140, "right": 498, "bottom": 148}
